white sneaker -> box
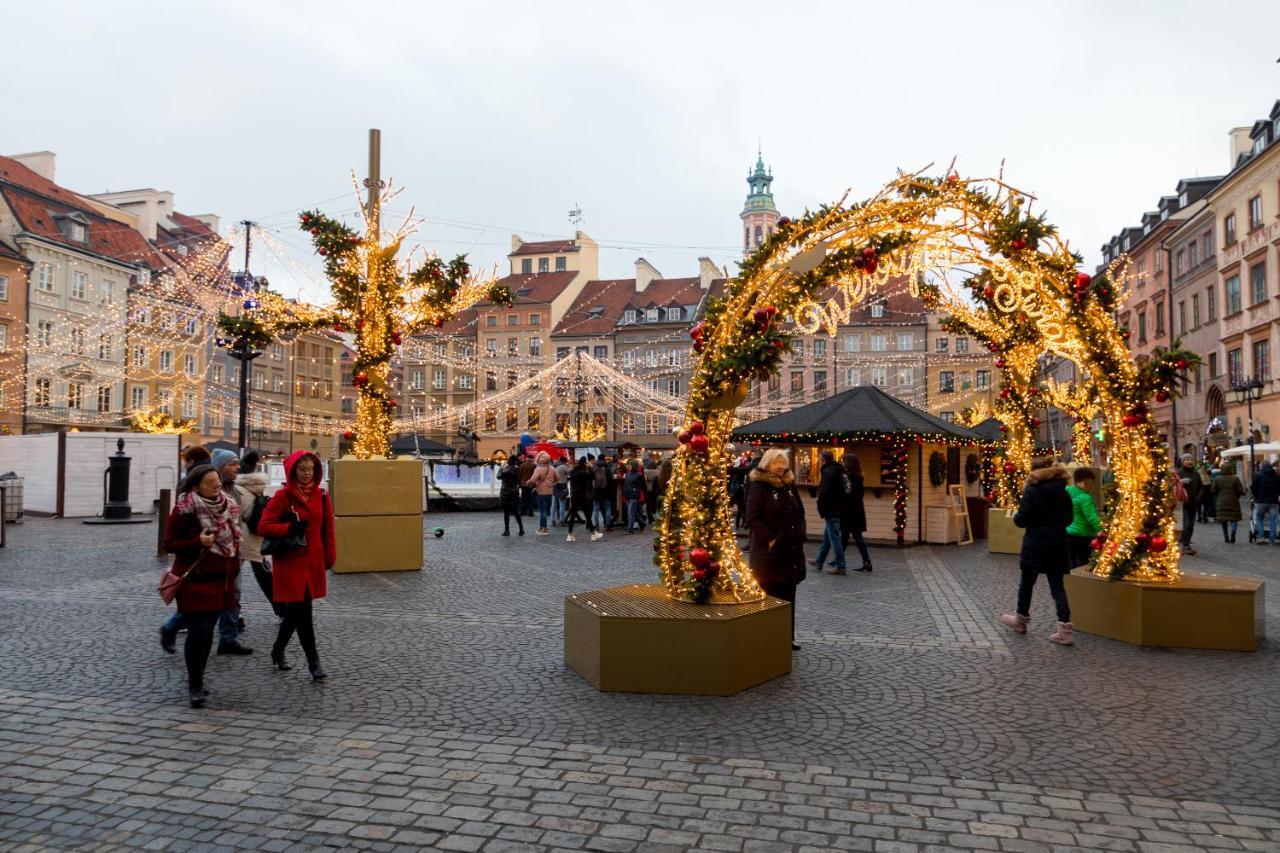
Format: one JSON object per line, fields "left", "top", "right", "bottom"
{"left": 566, "top": 533, "right": 576, "bottom": 542}
{"left": 537, "top": 528, "right": 548, "bottom": 536}
{"left": 590, "top": 531, "right": 604, "bottom": 541}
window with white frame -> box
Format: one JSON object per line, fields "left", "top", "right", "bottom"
{"left": 646, "top": 350, "right": 658, "bottom": 367}
{"left": 896, "top": 333, "right": 913, "bottom": 351}
{"left": 0, "top": 274, "right": 8, "bottom": 301}
{"left": 159, "top": 350, "right": 173, "bottom": 372}
{"left": 34, "top": 378, "right": 51, "bottom": 406}
{"left": 67, "top": 382, "right": 83, "bottom": 410}
{"left": 898, "top": 367, "right": 912, "bottom": 387}
{"left": 955, "top": 337, "right": 969, "bottom": 353}
{"left": 666, "top": 307, "right": 681, "bottom": 321}
{"left": 272, "top": 343, "right": 283, "bottom": 361}
{"left": 160, "top": 312, "right": 174, "bottom": 331}
{"left": 132, "top": 345, "right": 146, "bottom": 367}
{"left": 844, "top": 334, "right": 860, "bottom": 352}
{"left": 976, "top": 370, "right": 991, "bottom": 389}
{"left": 871, "top": 334, "right": 886, "bottom": 351}
{"left": 183, "top": 317, "right": 197, "bottom": 335}
{"left": 70, "top": 327, "right": 85, "bottom": 355}
{"left": 645, "top": 307, "right": 659, "bottom": 322}
{"left": 182, "top": 392, "right": 197, "bottom": 418}
{"left": 98, "top": 334, "right": 112, "bottom": 360}
{"left": 529, "top": 336, "right": 542, "bottom": 356}
{"left": 36, "top": 320, "right": 53, "bottom": 348}
{"left": 433, "top": 369, "right": 446, "bottom": 389}
{"left": 100, "top": 280, "right": 115, "bottom": 305}
{"left": 622, "top": 350, "right": 634, "bottom": 368}
{"left": 458, "top": 374, "right": 473, "bottom": 389}
{"left": 667, "top": 378, "right": 680, "bottom": 396}
{"left": 253, "top": 371, "right": 265, "bottom": 391}
{"left": 37, "top": 263, "right": 54, "bottom": 292}
{"left": 71, "top": 271, "right": 87, "bottom": 300}
{"left": 935, "top": 337, "right": 949, "bottom": 352}
{"left": 97, "top": 386, "right": 111, "bottom": 412}
{"left": 212, "top": 364, "right": 223, "bottom": 383}
{"left": 813, "top": 338, "right": 827, "bottom": 359}
{"left": 621, "top": 413, "right": 636, "bottom": 434}
{"left": 273, "top": 374, "right": 284, "bottom": 393}
{"left": 0, "top": 324, "right": 7, "bottom": 352}
{"left": 870, "top": 303, "right": 884, "bottom": 318}
{"left": 870, "top": 367, "right": 887, "bottom": 387}
{"left": 184, "top": 354, "right": 197, "bottom": 375}
{"left": 410, "top": 370, "right": 424, "bottom": 390}
{"left": 846, "top": 367, "right": 860, "bottom": 386}
{"left": 623, "top": 309, "right": 637, "bottom": 324}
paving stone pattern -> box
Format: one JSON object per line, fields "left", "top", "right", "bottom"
{"left": 0, "top": 513, "right": 1278, "bottom": 851}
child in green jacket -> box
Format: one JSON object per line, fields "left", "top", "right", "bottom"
{"left": 1065, "top": 468, "right": 1100, "bottom": 568}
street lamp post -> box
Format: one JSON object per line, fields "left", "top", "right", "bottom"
{"left": 1231, "top": 376, "right": 1265, "bottom": 477}
{"left": 573, "top": 350, "right": 587, "bottom": 441}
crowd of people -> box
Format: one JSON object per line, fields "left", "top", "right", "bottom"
{"left": 496, "top": 450, "right": 673, "bottom": 540}
{"left": 159, "top": 444, "right": 336, "bottom": 708}
{"left": 1174, "top": 453, "right": 1280, "bottom": 552}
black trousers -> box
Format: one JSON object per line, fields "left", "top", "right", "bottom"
{"left": 182, "top": 610, "right": 220, "bottom": 690}
{"left": 1066, "top": 535, "right": 1093, "bottom": 569}
{"left": 1016, "top": 565, "right": 1070, "bottom": 623}
{"left": 274, "top": 595, "right": 319, "bottom": 667}
{"left": 1180, "top": 504, "right": 1197, "bottom": 546}
{"left": 249, "top": 560, "right": 285, "bottom": 617}
{"left": 502, "top": 504, "right": 524, "bottom": 534}
{"left": 566, "top": 500, "right": 595, "bottom": 534}
{"left": 756, "top": 578, "right": 797, "bottom": 641}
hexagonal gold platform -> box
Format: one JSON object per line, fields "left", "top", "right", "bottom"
{"left": 1065, "top": 570, "right": 1265, "bottom": 651}
{"left": 564, "top": 584, "right": 792, "bottom": 695}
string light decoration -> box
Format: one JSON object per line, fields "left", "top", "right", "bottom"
{"left": 660, "top": 169, "right": 1198, "bottom": 598}
{"left": 216, "top": 182, "right": 512, "bottom": 458}
{"left": 129, "top": 410, "right": 196, "bottom": 434}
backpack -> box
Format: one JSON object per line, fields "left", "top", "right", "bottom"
{"left": 245, "top": 493, "right": 269, "bottom": 535}
{"left": 593, "top": 466, "right": 608, "bottom": 490}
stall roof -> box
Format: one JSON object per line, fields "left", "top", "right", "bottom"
{"left": 732, "top": 385, "right": 988, "bottom": 443}
{"left": 388, "top": 435, "right": 454, "bottom": 455}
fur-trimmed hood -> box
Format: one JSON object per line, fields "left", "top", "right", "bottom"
{"left": 749, "top": 467, "right": 795, "bottom": 488}
{"left": 1026, "top": 464, "right": 1069, "bottom": 485}
{"left": 235, "top": 471, "right": 269, "bottom": 496}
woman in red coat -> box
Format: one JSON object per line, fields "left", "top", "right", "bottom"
{"left": 163, "top": 464, "right": 242, "bottom": 707}
{"left": 258, "top": 450, "right": 335, "bottom": 679}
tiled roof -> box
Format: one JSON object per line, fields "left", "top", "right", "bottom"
{"left": 0, "top": 237, "right": 28, "bottom": 264}
{"left": 479, "top": 271, "right": 578, "bottom": 306}
{"left": 844, "top": 276, "right": 928, "bottom": 324}
{"left": 438, "top": 307, "right": 477, "bottom": 336}
{"left": 510, "top": 239, "right": 577, "bottom": 257}
{"left": 0, "top": 155, "right": 166, "bottom": 271}
{"left": 552, "top": 276, "right": 722, "bottom": 337}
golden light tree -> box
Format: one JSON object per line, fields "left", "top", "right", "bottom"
{"left": 218, "top": 183, "right": 511, "bottom": 458}
{"left": 659, "top": 170, "right": 1199, "bottom": 604}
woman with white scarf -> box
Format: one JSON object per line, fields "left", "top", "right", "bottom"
{"left": 162, "top": 464, "right": 243, "bottom": 707}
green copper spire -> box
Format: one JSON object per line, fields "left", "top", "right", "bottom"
{"left": 743, "top": 149, "right": 776, "bottom": 215}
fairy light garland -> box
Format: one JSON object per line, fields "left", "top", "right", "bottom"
{"left": 659, "top": 170, "right": 1196, "bottom": 597}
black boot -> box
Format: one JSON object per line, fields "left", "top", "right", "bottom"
{"left": 216, "top": 640, "right": 254, "bottom": 655}
{"left": 270, "top": 648, "right": 292, "bottom": 671}
{"left": 159, "top": 626, "right": 177, "bottom": 655}
{"left": 188, "top": 688, "right": 206, "bottom": 708}
{"left": 308, "top": 660, "right": 327, "bottom": 681}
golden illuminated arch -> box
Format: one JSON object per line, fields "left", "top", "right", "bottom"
{"left": 658, "top": 171, "right": 1196, "bottom": 603}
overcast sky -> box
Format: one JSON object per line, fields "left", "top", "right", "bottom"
{"left": 5, "top": 1, "right": 1280, "bottom": 302}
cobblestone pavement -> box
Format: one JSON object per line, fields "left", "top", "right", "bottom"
{"left": 1, "top": 512, "right": 1278, "bottom": 851}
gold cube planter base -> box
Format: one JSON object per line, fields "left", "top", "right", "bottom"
{"left": 988, "top": 507, "right": 1024, "bottom": 555}
{"left": 565, "top": 584, "right": 792, "bottom": 695}
{"left": 1065, "top": 569, "right": 1265, "bottom": 651}
{"left": 329, "top": 458, "right": 424, "bottom": 573}
{"left": 331, "top": 514, "right": 424, "bottom": 573}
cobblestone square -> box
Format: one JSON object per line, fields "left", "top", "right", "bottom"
{"left": 1, "top": 514, "right": 1278, "bottom": 852}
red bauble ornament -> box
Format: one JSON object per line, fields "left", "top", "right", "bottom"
{"left": 341, "top": 431, "right": 354, "bottom": 441}
{"left": 985, "top": 491, "right": 997, "bottom": 503}
{"left": 1149, "top": 536, "right": 1168, "bottom": 553}
{"left": 689, "top": 435, "right": 709, "bottom": 454}
{"left": 1031, "top": 417, "right": 1041, "bottom": 428}
{"left": 354, "top": 371, "right": 368, "bottom": 385}
{"left": 772, "top": 339, "right": 785, "bottom": 350}
{"left": 677, "top": 430, "right": 692, "bottom": 445}
{"left": 988, "top": 343, "right": 1000, "bottom": 353}
{"left": 387, "top": 398, "right": 398, "bottom": 408}
{"left": 994, "top": 358, "right": 1006, "bottom": 369}
{"left": 332, "top": 324, "right": 344, "bottom": 333}
{"left": 1075, "top": 273, "right": 1092, "bottom": 289}
{"left": 1011, "top": 238, "right": 1026, "bottom": 251}
{"left": 692, "top": 569, "right": 707, "bottom": 581}
{"left": 1097, "top": 532, "right": 1108, "bottom": 543}
{"left": 1155, "top": 391, "right": 1170, "bottom": 403}
{"left": 688, "top": 420, "right": 706, "bottom": 436}
{"left": 1122, "top": 330, "right": 1132, "bottom": 340}
{"left": 310, "top": 228, "right": 320, "bottom": 236}
{"left": 1175, "top": 358, "right": 1188, "bottom": 371}
{"left": 999, "top": 388, "right": 1011, "bottom": 399}
{"left": 764, "top": 305, "right": 778, "bottom": 317}
{"left": 391, "top": 331, "right": 403, "bottom": 345}
{"left": 1003, "top": 462, "right": 1016, "bottom": 474}
{"left": 998, "top": 424, "right": 1008, "bottom": 432}
{"left": 1028, "top": 386, "right": 1040, "bottom": 396}
{"left": 355, "top": 319, "right": 365, "bottom": 330}
{"left": 690, "top": 322, "right": 705, "bottom": 341}
{"left": 689, "top": 547, "right": 712, "bottom": 568}
{"left": 946, "top": 173, "right": 959, "bottom": 185}
{"left": 318, "top": 248, "right": 328, "bottom": 256}
{"left": 753, "top": 308, "right": 771, "bottom": 328}
{"left": 693, "top": 339, "right": 704, "bottom": 353}
{"left": 1135, "top": 532, "right": 1151, "bottom": 546}
{"left": 1090, "top": 537, "right": 1102, "bottom": 550}
{"left": 982, "top": 285, "right": 995, "bottom": 299}
{"left": 1121, "top": 413, "right": 1141, "bottom": 428}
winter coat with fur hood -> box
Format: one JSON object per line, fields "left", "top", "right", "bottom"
{"left": 746, "top": 467, "right": 807, "bottom": 587}
{"left": 1013, "top": 464, "right": 1074, "bottom": 573}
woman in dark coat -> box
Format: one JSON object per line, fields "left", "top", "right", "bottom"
{"left": 1212, "top": 461, "right": 1244, "bottom": 543}
{"left": 746, "top": 448, "right": 806, "bottom": 651}
{"left": 840, "top": 453, "right": 872, "bottom": 572}
{"left": 162, "top": 464, "right": 242, "bottom": 708}
{"left": 258, "top": 451, "right": 335, "bottom": 680}
{"left": 1000, "top": 457, "right": 1075, "bottom": 645}
{"left": 498, "top": 456, "right": 524, "bottom": 536}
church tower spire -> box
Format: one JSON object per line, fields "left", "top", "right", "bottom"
{"left": 741, "top": 149, "right": 779, "bottom": 255}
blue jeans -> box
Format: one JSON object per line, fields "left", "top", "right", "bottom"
{"left": 814, "top": 517, "right": 846, "bottom": 569}
{"left": 593, "top": 496, "right": 613, "bottom": 529}
{"left": 537, "top": 494, "right": 553, "bottom": 529}
{"left": 163, "top": 608, "right": 238, "bottom": 644}
{"left": 551, "top": 492, "right": 567, "bottom": 524}
{"left": 1255, "top": 503, "right": 1279, "bottom": 543}
{"left": 626, "top": 497, "right": 643, "bottom": 531}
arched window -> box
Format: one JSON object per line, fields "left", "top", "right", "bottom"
{"left": 743, "top": 226, "right": 750, "bottom": 250}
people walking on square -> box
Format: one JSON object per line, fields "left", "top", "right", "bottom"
{"left": 1198, "top": 462, "right": 1215, "bottom": 523}
{"left": 518, "top": 451, "right": 536, "bottom": 518}
{"left": 526, "top": 451, "right": 556, "bottom": 535}
{"left": 258, "top": 451, "right": 335, "bottom": 680}
{"left": 1250, "top": 461, "right": 1280, "bottom": 545}
{"left": 551, "top": 457, "right": 571, "bottom": 526}
{"left": 565, "top": 456, "right": 601, "bottom": 541}
{"left": 623, "top": 460, "right": 647, "bottom": 533}
{"left": 1000, "top": 457, "right": 1075, "bottom": 646}
{"left": 1176, "top": 455, "right": 1202, "bottom": 555}
{"left": 644, "top": 458, "right": 661, "bottom": 521}
{"left": 592, "top": 455, "right": 614, "bottom": 530}
{"left": 162, "top": 464, "right": 243, "bottom": 708}
{"left": 498, "top": 455, "right": 525, "bottom": 536}
{"left": 1065, "top": 468, "right": 1101, "bottom": 569}
{"left": 1213, "top": 461, "right": 1244, "bottom": 544}
{"left": 236, "top": 450, "right": 282, "bottom": 616}
{"left": 840, "top": 453, "right": 873, "bottom": 572}
{"left": 728, "top": 449, "right": 759, "bottom": 530}
{"left": 810, "top": 450, "right": 847, "bottom": 574}
{"left": 746, "top": 448, "right": 806, "bottom": 651}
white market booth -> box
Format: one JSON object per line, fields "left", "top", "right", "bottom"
{"left": 732, "top": 386, "right": 992, "bottom": 545}
{"left": 0, "top": 432, "right": 179, "bottom": 518}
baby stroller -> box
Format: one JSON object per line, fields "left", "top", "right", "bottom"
{"left": 1248, "top": 495, "right": 1258, "bottom": 543}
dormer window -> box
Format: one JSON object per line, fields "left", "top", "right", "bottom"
{"left": 623, "top": 309, "right": 637, "bottom": 324}
{"left": 1253, "top": 135, "right": 1267, "bottom": 155}
{"left": 666, "top": 307, "right": 681, "bottom": 321}
{"left": 177, "top": 244, "right": 189, "bottom": 256}
{"left": 1178, "top": 192, "right": 1188, "bottom": 207}
{"left": 645, "top": 307, "right": 659, "bottom": 322}
{"left": 870, "top": 302, "right": 885, "bottom": 319}
{"left": 1122, "top": 236, "right": 1131, "bottom": 251}
{"left": 55, "top": 212, "right": 90, "bottom": 243}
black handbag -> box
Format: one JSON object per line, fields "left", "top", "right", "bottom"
{"left": 262, "top": 503, "right": 307, "bottom": 556}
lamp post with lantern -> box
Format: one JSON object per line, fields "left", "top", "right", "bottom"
{"left": 1231, "top": 376, "right": 1265, "bottom": 477}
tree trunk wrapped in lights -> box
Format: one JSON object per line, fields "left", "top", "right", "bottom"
{"left": 216, "top": 185, "right": 512, "bottom": 459}
{"left": 660, "top": 170, "right": 1198, "bottom": 598}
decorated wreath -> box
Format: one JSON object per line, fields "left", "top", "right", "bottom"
{"left": 965, "top": 453, "right": 980, "bottom": 484}
{"left": 928, "top": 451, "right": 947, "bottom": 487}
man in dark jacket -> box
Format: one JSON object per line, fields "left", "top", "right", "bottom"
{"left": 565, "top": 457, "right": 600, "bottom": 542}
{"left": 1001, "top": 459, "right": 1076, "bottom": 645}
{"left": 1252, "top": 461, "right": 1280, "bottom": 545}
{"left": 1176, "top": 455, "right": 1202, "bottom": 554}
{"left": 623, "top": 461, "right": 647, "bottom": 533}
{"left": 810, "top": 451, "right": 848, "bottom": 574}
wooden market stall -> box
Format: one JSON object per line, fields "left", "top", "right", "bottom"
{"left": 732, "top": 386, "right": 992, "bottom": 545}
